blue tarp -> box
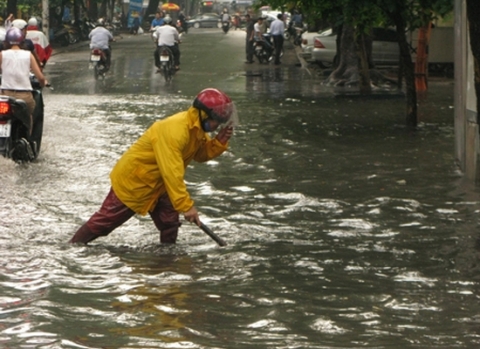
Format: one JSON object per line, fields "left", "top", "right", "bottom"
{"left": 127, "top": 0, "right": 143, "bottom": 28}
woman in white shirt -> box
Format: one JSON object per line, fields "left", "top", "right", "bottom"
{"left": 0, "top": 27, "right": 46, "bottom": 136}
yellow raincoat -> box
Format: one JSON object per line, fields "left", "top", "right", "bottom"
{"left": 110, "top": 107, "right": 229, "bottom": 215}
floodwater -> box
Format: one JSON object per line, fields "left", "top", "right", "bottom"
{"left": 1, "top": 29, "right": 479, "bottom": 349}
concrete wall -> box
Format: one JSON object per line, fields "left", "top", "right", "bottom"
{"left": 455, "top": 0, "right": 479, "bottom": 181}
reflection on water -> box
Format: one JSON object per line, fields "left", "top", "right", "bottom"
{"left": 2, "top": 33, "right": 480, "bottom": 348}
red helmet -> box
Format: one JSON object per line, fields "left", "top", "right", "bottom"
{"left": 193, "top": 88, "right": 235, "bottom": 124}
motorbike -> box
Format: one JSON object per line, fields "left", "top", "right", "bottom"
{"left": 156, "top": 46, "right": 175, "bottom": 82}
{"left": 63, "top": 22, "right": 81, "bottom": 45}
{"left": 89, "top": 48, "right": 109, "bottom": 80}
{"left": 51, "top": 26, "right": 70, "bottom": 47}
{"left": 0, "top": 75, "right": 46, "bottom": 162}
{"left": 254, "top": 33, "right": 284, "bottom": 64}
{"left": 289, "top": 22, "right": 307, "bottom": 46}
{"left": 222, "top": 21, "right": 230, "bottom": 34}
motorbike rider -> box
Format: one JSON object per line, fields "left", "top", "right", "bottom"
{"left": 152, "top": 15, "right": 181, "bottom": 71}
{"left": 26, "top": 17, "right": 52, "bottom": 69}
{"left": 0, "top": 19, "right": 42, "bottom": 69}
{"left": 150, "top": 11, "right": 164, "bottom": 31}
{"left": 221, "top": 9, "right": 231, "bottom": 32}
{"left": 253, "top": 16, "right": 272, "bottom": 56}
{"left": 68, "top": 88, "right": 237, "bottom": 245}
{"left": 89, "top": 18, "right": 114, "bottom": 70}
{"left": 0, "top": 27, "right": 47, "bottom": 157}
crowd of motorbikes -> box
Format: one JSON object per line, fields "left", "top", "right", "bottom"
{"left": 253, "top": 20, "right": 306, "bottom": 64}
{"left": 51, "top": 18, "right": 120, "bottom": 47}
{"left": 0, "top": 13, "right": 307, "bottom": 163}
{"left": 0, "top": 18, "right": 119, "bottom": 163}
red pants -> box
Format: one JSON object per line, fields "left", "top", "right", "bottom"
{"left": 70, "top": 188, "right": 181, "bottom": 244}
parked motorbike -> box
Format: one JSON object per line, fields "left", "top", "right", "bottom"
{"left": 51, "top": 26, "right": 70, "bottom": 46}
{"left": 222, "top": 21, "right": 230, "bottom": 34}
{"left": 156, "top": 46, "right": 175, "bottom": 82}
{"left": 0, "top": 75, "right": 46, "bottom": 162}
{"left": 70, "top": 19, "right": 94, "bottom": 42}
{"left": 89, "top": 48, "right": 109, "bottom": 79}
{"left": 63, "top": 23, "right": 81, "bottom": 44}
{"left": 293, "top": 23, "right": 308, "bottom": 46}
{"left": 254, "top": 33, "right": 284, "bottom": 64}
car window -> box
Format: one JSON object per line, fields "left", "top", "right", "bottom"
{"left": 372, "top": 28, "right": 397, "bottom": 42}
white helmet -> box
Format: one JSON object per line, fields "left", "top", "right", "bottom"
{"left": 28, "top": 17, "right": 38, "bottom": 26}
{"left": 11, "top": 19, "right": 28, "bottom": 30}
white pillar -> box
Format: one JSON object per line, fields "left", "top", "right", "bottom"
{"left": 42, "top": 0, "right": 49, "bottom": 38}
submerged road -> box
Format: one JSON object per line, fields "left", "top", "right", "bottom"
{"left": 1, "top": 26, "right": 477, "bottom": 349}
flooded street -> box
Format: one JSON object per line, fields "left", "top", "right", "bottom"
{"left": 2, "top": 29, "right": 480, "bottom": 348}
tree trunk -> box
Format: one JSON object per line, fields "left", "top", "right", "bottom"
{"left": 99, "top": 0, "right": 107, "bottom": 18}
{"left": 89, "top": 0, "right": 98, "bottom": 20}
{"left": 145, "top": 0, "right": 161, "bottom": 17}
{"left": 7, "top": 0, "right": 16, "bottom": 17}
{"left": 356, "top": 32, "right": 372, "bottom": 95}
{"left": 324, "top": 24, "right": 359, "bottom": 87}
{"left": 334, "top": 24, "right": 343, "bottom": 69}
{"left": 392, "top": 10, "right": 417, "bottom": 129}
{"left": 466, "top": 0, "right": 480, "bottom": 124}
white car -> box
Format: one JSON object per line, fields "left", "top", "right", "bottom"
{"left": 312, "top": 27, "right": 400, "bottom": 68}
{"left": 300, "top": 29, "right": 331, "bottom": 60}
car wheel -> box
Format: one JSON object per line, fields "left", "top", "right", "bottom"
{"left": 317, "top": 61, "right": 333, "bottom": 69}
{"left": 194, "top": 22, "right": 200, "bottom": 29}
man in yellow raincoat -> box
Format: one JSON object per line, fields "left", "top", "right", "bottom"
{"left": 69, "top": 88, "right": 237, "bottom": 244}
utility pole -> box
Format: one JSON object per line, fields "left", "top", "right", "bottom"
{"left": 42, "top": 0, "right": 49, "bottom": 38}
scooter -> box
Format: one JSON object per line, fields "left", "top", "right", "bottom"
{"left": 63, "top": 22, "right": 81, "bottom": 44}
{"left": 222, "top": 21, "right": 230, "bottom": 34}
{"left": 51, "top": 26, "right": 70, "bottom": 46}
{"left": 156, "top": 46, "right": 175, "bottom": 82}
{"left": 254, "top": 33, "right": 284, "bottom": 64}
{"left": 0, "top": 75, "right": 46, "bottom": 162}
{"left": 89, "top": 48, "right": 109, "bottom": 80}
{"left": 284, "top": 22, "right": 307, "bottom": 46}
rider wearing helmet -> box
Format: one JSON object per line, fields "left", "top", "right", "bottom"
{"left": 27, "top": 17, "right": 38, "bottom": 30}
{"left": 69, "top": 88, "right": 237, "bottom": 245}
{"left": 221, "top": 8, "right": 231, "bottom": 25}
{"left": 88, "top": 18, "right": 114, "bottom": 70}
{"left": 152, "top": 15, "right": 181, "bottom": 70}
{"left": 0, "top": 18, "right": 42, "bottom": 68}
{"left": 0, "top": 27, "right": 47, "bottom": 157}
{"left": 26, "top": 17, "right": 52, "bottom": 68}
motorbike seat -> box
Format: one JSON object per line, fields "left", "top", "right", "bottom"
{"left": 13, "top": 99, "right": 31, "bottom": 127}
